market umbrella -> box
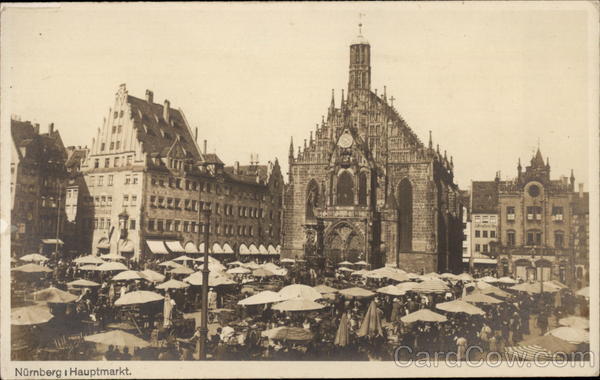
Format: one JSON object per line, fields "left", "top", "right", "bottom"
{"left": 478, "top": 276, "right": 499, "bottom": 283}
{"left": 226, "top": 266, "right": 251, "bottom": 275}
{"left": 156, "top": 279, "right": 190, "bottom": 290}
{"left": 114, "top": 290, "right": 164, "bottom": 306}
{"left": 242, "top": 261, "right": 261, "bottom": 269}
{"left": 377, "top": 285, "right": 406, "bottom": 296}
{"left": 100, "top": 253, "right": 126, "bottom": 261}
{"left": 357, "top": 300, "right": 383, "bottom": 338}
{"left": 73, "top": 255, "right": 105, "bottom": 265}
{"left": 460, "top": 292, "right": 503, "bottom": 305}
{"left": 401, "top": 309, "right": 448, "bottom": 324}
{"left": 169, "top": 266, "right": 194, "bottom": 275}
{"left": 172, "top": 255, "right": 195, "bottom": 263}
{"left": 96, "top": 262, "right": 128, "bottom": 272}
{"left": 183, "top": 271, "right": 236, "bottom": 287}
{"left": 456, "top": 273, "right": 474, "bottom": 282}
{"left": 436, "top": 300, "right": 485, "bottom": 315}
{"left": 67, "top": 279, "right": 101, "bottom": 288}
{"left": 32, "top": 286, "right": 78, "bottom": 303}
{"left": 558, "top": 316, "right": 589, "bottom": 330}
{"left": 338, "top": 261, "right": 354, "bottom": 266}
{"left": 227, "top": 260, "right": 245, "bottom": 266}
{"left": 278, "top": 284, "right": 322, "bottom": 301}
{"left": 84, "top": 330, "right": 150, "bottom": 349}
{"left": 112, "top": 270, "right": 143, "bottom": 281}
{"left": 261, "top": 327, "right": 313, "bottom": 342}
{"left": 473, "top": 282, "right": 511, "bottom": 298}
{"left": 412, "top": 279, "right": 449, "bottom": 293}
{"left": 337, "top": 267, "right": 353, "bottom": 273}
{"left": 510, "top": 282, "right": 559, "bottom": 294}
{"left": 252, "top": 268, "right": 275, "bottom": 277}
{"left": 496, "top": 276, "right": 517, "bottom": 285}
{"left": 238, "top": 290, "right": 286, "bottom": 306}
{"left": 79, "top": 264, "right": 101, "bottom": 271}
{"left": 313, "top": 284, "right": 338, "bottom": 294}
{"left": 280, "top": 258, "right": 296, "bottom": 264}
{"left": 505, "top": 334, "right": 579, "bottom": 360}
{"left": 158, "top": 260, "right": 182, "bottom": 268}
{"left": 546, "top": 327, "right": 589, "bottom": 344}
{"left": 139, "top": 269, "right": 165, "bottom": 283}
{"left": 364, "top": 272, "right": 385, "bottom": 280}
{"left": 396, "top": 282, "right": 418, "bottom": 293}
{"left": 12, "top": 305, "right": 53, "bottom": 325}
{"left": 440, "top": 273, "right": 459, "bottom": 280}
{"left": 354, "top": 260, "right": 368, "bottom": 266}
{"left": 339, "top": 287, "right": 375, "bottom": 299}
{"left": 576, "top": 286, "right": 589, "bottom": 299}
{"left": 12, "top": 263, "right": 53, "bottom": 273}
{"left": 19, "top": 253, "right": 49, "bottom": 262}
{"left": 272, "top": 298, "right": 325, "bottom": 312}
{"left": 334, "top": 312, "right": 350, "bottom": 347}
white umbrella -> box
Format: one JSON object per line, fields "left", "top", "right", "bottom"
{"left": 338, "top": 261, "right": 354, "bottom": 266}
{"left": 114, "top": 291, "right": 164, "bottom": 306}
{"left": 73, "top": 255, "right": 105, "bottom": 265}
{"left": 172, "top": 255, "right": 195, "bottom": 263}
{"left": 547, "top": 327, "right": 589, "bottom": 344}
{"left": 112, "top": 270, "right": 143, "bottom": 281}
{"left": 19, "top": 253, "right": 49, "bottom": 262}
{"left": 436, "top": 300, "right": 485, "bottom": 315}
{"left": 226, "top": 266, "right": 251, "bottom": 275}
{"left": 377, "top": 285, "right": 406, "bottom": 296}
{"left": 279, "top": 284, "right": 322, "bottom": 301}
{"left": 354, "top": 260, "right": 368, "bottom": 266}
{"left": 280, "top": 258, "right": 296, "bottom": 263}
{"left": 156, "top": 279, "right": 190, "bottom": 290}
{"left": 558, "top": 316, "right": 589, "bottom": 330}
{"left": 100, "top": 253, "right": 126, "bottom": 261}
{"left": 272, "top": 298, "right": 325, "bottom": 312}
{"left": 478, "top": 276, "right": 499, "bottom": 283}
{"left": 238, "top": 290, "right": 286, "bottom": 306}
{"left": 496, "top": 276, "right": 518, "bottom": 284}
{"left": 96, "top": 262, "right": 128, "bottom": 272}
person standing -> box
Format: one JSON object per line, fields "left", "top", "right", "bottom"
{"left": 456, "top": 336, "right": 468, "bottom": 361}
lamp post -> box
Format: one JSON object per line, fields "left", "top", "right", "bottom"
{"left": 197, "top": 204, "right": 211, "bottom": 360}
{"left": 530, "top": 247, "right": 544, "bottom": 294}
{"left": 118, "top": 209, "right": 129, "bottom": 258}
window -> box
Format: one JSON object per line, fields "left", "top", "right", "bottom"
{"left": 507, "top": 230, "right": 516, "bottom": 246}
{"left": 100, "top": 218, "right": 105, "bottom": 229}
{"left": 165, "top": 220, "right": 172, "bottom": 232}
{"left": 118, "top": 123, "right": 122, "bottom": 132}
{"left": 490, "top": 215, "right": 497, "bottom": 224}
{"left": 475, "top": 244, "right": 481, "bottom": 252}
{"left": 482, "top": 230, "right": 488, "bottom": 238}
{"left": 130, "top": 219, "right": 136, "bottom": 230}
{"left": 151, "top": 177, "right": 157, "bottom": 186}
{"left": 474, "top": 216, "right": 481, "bottom": 223}
{"left": 110, "top": 142, "right": 114, "bottom": 150}
{"left": 100, "top": 142, "right": 106, "bottom": 151}
{"left": 115, "top": 141, "right": 120, "bottom": 150}
{"left": 184, "top": 199, "right": 190, "bottom": 210}
{"left": 101, "top": 196, "right": 106, "bottom": 207}
{"left": 114, "top": 157, "right": 120, "bottom": 167}
{"left": 216, "top": 203, "right": 220, "bottom": 215}
{"left": 183, "top": 221, "right": 189, "bottom": 232}
{"left": 555, "top": 231, "right": 564, "bottom": 248}
{"left": 527, "top": 206, "right": 542, "bottom": 221}
{"left": 158, "top": 197, "right": 164, "bottom": 208}
{"left": 526, "top": 230, "right": 542, "bottom": 246}
{"left": 490, "top": 230, "right": 496, "bottom": 238}
{"left": 89, "top": 176, "right": 95, "bottom": 186}
{"left": 98, "top": 176, "right": 104, "bottom": 186}
{"left": 94, "top": 218, "right": 98, "bottom": 229}
{"left": 507, "top": 206, "right": 516, "bottom": 221}
{"left": 552, "top": 206, "right": 564, "bottom": 221}
{"left": 132, "top": 175, "right": 138, "bottom": 184}
{"left": 107, "top": 196, "right": 112, "bottom": 207}
{"left": 126, "top": 155, "right": 133, "bottom": 166}
{"left": 94, "top": 159, "right": 99, "bottom": 169}
{"left": 176, "top": 179, "right": 181, "bottom": 189}
{"left": 123, "top": 195, "right": 129, "bottom": 206}
{"left": 112, "top": 125, "right": 117, "bottom": 132}
{"left": 167, "top": 198, "right": 173, "bottom": 209}
{"left": 150, "top": 196, "right": 157, "bottom": 207}
{"left": 174, "top": 221, "right": 180, "bottom": 232}
{"left": 475, "top": 230, "right": 481, "bottom": 238}
{"left": 108, "top": 175, "right": 114, "bottom": 186}
{"left": 157, "top": 220, "right": 163, "bottom": 231}
{"left": 482, "top": 244, "right": 488, "bottom": 253}
{"left": 131, "top": 195, "right": 137, "bottom": 206}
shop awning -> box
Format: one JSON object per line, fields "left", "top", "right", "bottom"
{"left": 42, "top": 239, "right": 64, "bottom": 245}
{"left": 259, "top": 245, "right": 269, "bottom": 254}
{"left": 462, "top": 257, "right": 497, "bottom": 265}
{"left": 239, "top": 244, "right": 250, "bottom": 255}
{"left": 222, "top": 243, "right": 234, "bottom": 254}
{"left": 165, "top": 241, "right": 185, "bottom": 254}
{"left": 268, "top": 245, "right": 277, "bottom": 254}
{"left": 212, "top": 243, "right": 224, "bottom": 254}
{"left": 119, "top": 240, "right": 134, "bottom": 253}
{"left": 184, "top": 242, "right": 200, "bottom": 254}
{"left": 147, "top": 240, "right": 169, "bottom": 255}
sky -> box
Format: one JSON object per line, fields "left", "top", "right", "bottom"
{"left": 2, "top": 2, "right": 594, "bottom": 190}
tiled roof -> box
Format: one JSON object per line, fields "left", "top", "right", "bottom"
{"left": 224, "top": 165, "right": 269, "bottom": 185}
{"left": 202, "top": 153, "right": 224, "bottom": 165}
{"left": 471, "top": 181, "right": 498, "bottom": 214}
{"left": 11, "top": 119, "right": 36, "bottom": 147}
{"left": 127, "top": 95, "right": 200, "bottom": 159}
{"left": 66, "top": 149, "right": 87, "bottom": 169}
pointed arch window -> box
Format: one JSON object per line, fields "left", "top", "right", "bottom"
{"left": 358, "top": 172, "right": 368, "bottom": 206}
{"left": 398, "top": 178, "right": 413, "bottom": 251}
{"left": 337, "top": 171, "right": 354, "bottom": 206}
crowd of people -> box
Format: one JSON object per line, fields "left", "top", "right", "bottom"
{"left": 11, "top": 252, "right": 590, "bottom": 362}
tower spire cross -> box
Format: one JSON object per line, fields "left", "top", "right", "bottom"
{"left": 358, "top": 13, "right": 365, "bottom": 34}
{"left": 390, "top": 95, "right": 395, "bottom": 107}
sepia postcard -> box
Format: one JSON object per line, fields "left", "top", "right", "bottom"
{"left": 0, "top": 1, "right": 598, "bottom": 379}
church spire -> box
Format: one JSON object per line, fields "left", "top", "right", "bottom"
{"left": 348, "top": 19, "right": 371, "bottom": 94}
{"left": 330, "top": 89, "right": 335, "bottom": 109}
{"left": 289, "top": 137, "right": 294, "bottom": 160}
{"left": 428, "top": 130, "right": 433, "bottom": 150}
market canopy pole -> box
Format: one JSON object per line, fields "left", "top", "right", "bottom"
{"left": 197, "top": 203, "right": 211, "bottom": 360}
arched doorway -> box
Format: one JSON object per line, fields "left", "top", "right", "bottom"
{"left": 397, "top": 179, "right": 412, "bottom": 251}
{"left": 324, "top": 223, "right": 364, "bottom": 263}
{"left": 337, "top": 171, "right": 354, "bottom": 206}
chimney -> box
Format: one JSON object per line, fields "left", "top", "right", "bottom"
{"left": 145, "top": 90, "right": 154, "bottom": 103}
{"left": 194, "top": 127, "right": 198, "bottom": 143}
{"left": 579, "top": 183, "right": 584, "bottom": 198}
{"left": 33, "top": 123, "right": 40, "bottom": 135}
{"left": 203, "top": 140, "right": 207, "bottom": 155}
{"left": 48, "top": 123, "right": 54, "bottom": 134}
{"left": 163, "top": 100, "right": 170, "bottom": 121}
{"left": 234, "top": 161, "right": 240, "bottom": 175}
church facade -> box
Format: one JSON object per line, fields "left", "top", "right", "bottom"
{"left": 282, "top": 32, "right": 464, "bottom": 273}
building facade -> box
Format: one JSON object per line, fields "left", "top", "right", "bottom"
{"left": 486, "top": 149, "right": 587, "bottom": 287}
{"left": 468, "top": 180, "right": 501, "bottom": 271}
{"left": 283, "top": 31, "right": 463, "bottom": 273}
{"left": 79, "top": 84, "right": 283, "bottom": 261}
{"left": 10, "top": 119, "right": 68, "bottom": 257}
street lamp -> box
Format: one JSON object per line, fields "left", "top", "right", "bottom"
{"left": 118, "top": 209, "right": 129, "bottom": 258}
{"left": 530, "top": 247, "right": 544, "bottom": 294}
{"left": 197, "top": 203, "right": 211, "bottom": 360}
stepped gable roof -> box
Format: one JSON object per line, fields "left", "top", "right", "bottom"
{"left": 127, "top": 95, "right": 200, "bottom": 159}
{"left": 471, "top": 181, "right": 498, "bottom": 214}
